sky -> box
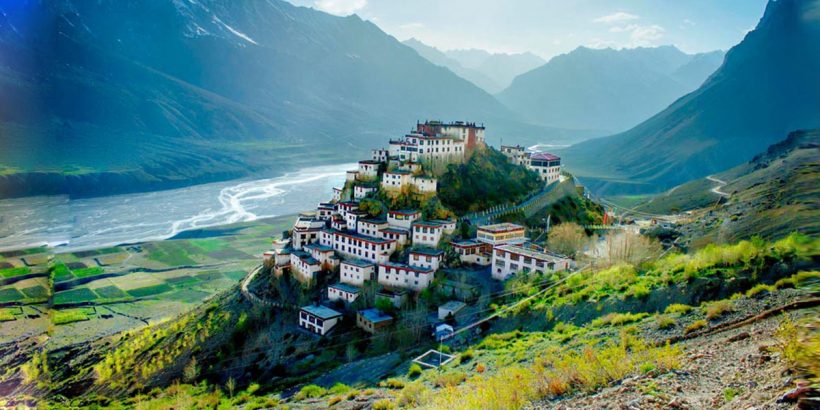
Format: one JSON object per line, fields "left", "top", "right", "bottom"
{"left": 285, "top": 0, "right": 770, "bottom": 59}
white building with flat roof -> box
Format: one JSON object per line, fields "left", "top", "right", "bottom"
{"left": 354, "top": 185, "right": 377, "bottom": 199}
{"left": 377, "top": 262, "right": 435, "bottom": 291}
{"left": 476, "top": 223, "right": 527, "bottom": 246}
{"left": 491, "top": 244, "right": 571, "bottom": 280}
{"left": 319, "top": 229, "right": 396, "bottom": 264}
{"left": 408, "top": 248, "right": 444, "bottom": 270}
{"left": 387, "top": 209, "right": 421, "bottom": 230}
{"left": 327, "top": 283, "right": 360, "bottom": 304}
{"left": 357, "top": 218, "right": 388, "bottom": 239}
{"left": 292, "top": 214, "right": 326, "bottom": 250}
{"left": 290, "top": 251, "right": 321, "bottom": 283}
{"left": 340, "top": 259, "right": 375, "bottom": 286}
{"left": 412, "top": 221, "right": 446, "bottom": 247}
{"left": 299, "top": 305, "right": 342, "bottom": 336}
{"left": 528, "top": 152, "right": 561, "bottom": 185}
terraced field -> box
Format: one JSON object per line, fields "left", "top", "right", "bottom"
{"left": 1, "top": 215, "right": 294, "bottom": 347}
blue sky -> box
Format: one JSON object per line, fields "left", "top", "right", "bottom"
{"left": 285, "top": 0, "right": 770, "bottom": 58}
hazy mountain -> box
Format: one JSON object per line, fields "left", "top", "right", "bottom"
{"left": 0, "top": 0, "right": 567, "bottom": 198}
{"left": 403, "top": 39, "right": 545, "bottom": 93}
{"left": 498, "top": 45, "right": 725, "bottom": 133}
{"left": 403, "top": 38, "right": 502, "bottom": 93}
{"left": 560, "top": 0, "right": 820, "bottom": 195}
{"left": 445, "top": 48, "right": 546, "bottom": 91}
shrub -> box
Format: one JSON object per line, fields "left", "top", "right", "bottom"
{"left": 774, "top": 314, "right": 819, "bottom": 378}
{"left": 327, "top": 396, "right": 342, "bottom": 406}
{"left": 475, "top": 363, "right": 486, "bottom": 373}
{"left": 380, "top": 378, "right": 405, "bottom": 389}
{"left": 246, "top": 383, "right": 260, "bottom": 395}
{"left": 398, "top": 381, "right": 429, "bottom": 407}
{"left": 328, "top": 383, "right": 350, "bottom": 395}
{"left": 434, "top": 371, "right": 467, "bottom": 388}
{"left": 625, "top": 283, "right": 651, "bottom": 299}
{"left": 655, "top": 314, "right": 676, "bottom": 330}
{"left": 459, "top": 349, "right": 475, "bottom": 364}
{"left": 591, "top": 312, "right": 649, "bottom": 327}
{"left": 639, "top": 362, "right": 656, "bottom": 374}
{"left": 745, "top": 284, "right": 774, "bottom": 297}
{"left": 664, "top": 304, "right": 692, "bottom": 315}
{"left": 684, "top": 320, "right": 707, "bottom": 335}
{"left": 407, "top": 363, "right": 423, "bottom": 378}
{"left": 295, "top": 384, "right": 326, "bottom": 400}
{"left": 723, "top": 387, "right": 740, "bottom": 402}
{"left": 704, "top": 300, "right": 733, "bottom": 320}
{"left": 372, "top": 399, "right": 395, "bottom": 410}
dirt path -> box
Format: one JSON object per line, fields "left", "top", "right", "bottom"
{"left": 706, "top": 175, "right": 730, "bottom": 198}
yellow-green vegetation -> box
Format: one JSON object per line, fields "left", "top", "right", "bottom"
{"left": 52, "top": 308, "right": 94, "bottom": 325}
{"left": 591, "top": 312, "right": 649, "bottom": 327}
{"left": 380, "top": 378, "right": 406, "bottom": 389}
{"left": 664, "top": 304, "right": 693, "bottom": 315}
{"left": 745, "top": 283, "right": 775, "bottom": 297}
{"left": 294, "top": 384, "right": 326, "bottom": 400}
{"left": 94, "top": 307, "right": 231, "bottom": 389}
{"left": 372, "top": 398, "right": 396, "bottom": 410}
{"left": 408, "top": 362, "right": 423, "bottom": 378}
{"left": 21, "top": 351, "right": 49, "bottom": 389}
{"left": 774, "top": 314, "right": 819, "bottom": 381}
{"left": 433, "top": 370, "right": 467, "bottom": 388}
{"left": 81, "top": 381, "right": 280, "bottom": 410}
{"left": 684, "top": 320, "right": 707, "bottom": 335}
{"left": 655, "top": 314, "right": 676, "bottom": 330}
{"left": 535, "top": 233, "right": 816, "bottom": 310}
{"left": 421, "top": 334, "right": 681, "bottom": 409}
{"left": 0, "top": 308, "right": 17, "bottom": 322}
{"left": 703, "top": 300, "right": 733, "bottom": 320}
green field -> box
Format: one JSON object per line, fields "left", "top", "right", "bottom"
{"left": 95, "top": 285, "right": 128, "bottom": 299}
{"left": 20, "top": 285, "right": 48, "bottom": 299}
{"left": 53, "top": 288, "right": 99, "bottom": 305}
{"left": 128, "top": 284, "right": 174, "bottom": 298}
{"left": 72, "top": 267, "right": 105, "bottom": 279}
{"left": 52, "top": 263, "right": 74, "bottom": 282}
{"left": 145, "top": 242, "right": 198, "bottom": 266}
{"left": 0, "top": 266, "right": 31, "bottom": 278}
{"left": 0, "top": 288, "right": 25, "bottom": 303}
{"left": 53, "top": 308, "right": 94, "bottom": 325}
{"left": 158, "top": 289, "right": 212, "bottom": 303}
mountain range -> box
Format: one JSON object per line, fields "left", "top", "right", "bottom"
{"left": 0, "top": 0, "right": 575, "bottom": 198}
{"left": 497, "top": 46, "right": 725, "bottom": 133}
{"left": 403, "top": 39, "right": 546, "bottom": 94}
{"left": 561, "top": 0, "right": 820, "bottom": 195}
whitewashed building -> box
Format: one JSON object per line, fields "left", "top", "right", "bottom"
{"left": 451, "top": 240, "right": 492, "bottom": 266}
{"left": 476, "top": 223, "right": 527, "bottom": 246}
{"left": 379, "top": 227, "right": 409, "bottom": 248}
{"left": 340, "top": 259, "right": 375, "bottom": 286}
{"left": 304, "top": 243, "right": 339, "bottom": 271}
{"left": 327, "top": 283, "right": 360, "bottom": 304}
{"left": 357, "top": 160, "right": 381, "bottom": 180}
{"left": 529, "top": 153, "right": 561, "bottom": 185}
{"left": 381, "top": 170, "right": 412, "bottom": 190}
{"left": 387, "top": 209, "right": 421, "bottom": 230}
{"left": 357, "top": 218, "right": 388, "bottom": 238}
{"left": 316, "top": 202, "right": 335, "bottom": 220}
{"left": 412, "top": 221, "right": 446, "bottom": 247}
{"left": 292, "top": 214, "right": 326, "bottom": 250}
{"left": 357, "top": 308, "right": 394, "bottom": 334}
{"left": 377, "top": 262, "right": 435, "bottom": 291}
{"left": 319, "top": 229, "right": 396, "bottom": 264}
{"left": 408, "top": 248, "right": 444, "bottom": 270}
{"left": 491, "top": 244, "right": 571, "bottom": 280}
{"left": 372, "top": 148, "right": 389, "bottom": 163}
{"left": 438, "top": 300, "right": 466, "bottom": 321}
{"left": 354, "top": 185, "right": 377, "bottom": 199}
{"left": 290, "top": 251, "right": 321, "bottom": 283}
{"left": 299, "top": 305, "right": 342, "bottom": 336}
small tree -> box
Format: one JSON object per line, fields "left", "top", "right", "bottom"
{"left": 183, "top": 357, "right": 198, "bottom": 383}
{"left": 226, "top": 377, "right": 236, "bottom": 398}
{"left": 547, "top": 222, "right": 588, "bottom": 257}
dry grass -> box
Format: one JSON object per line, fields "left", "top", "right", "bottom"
{"left": 704, "top": 300, "right": 733, "bottom": 320}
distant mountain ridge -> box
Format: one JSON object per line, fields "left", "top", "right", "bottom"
{"left": 560, "top": 0, "right": 820, "bottom": 195}
{"left": 0, "top": 0, "right": 569, "bottom": 198}
{"left": 497, "top": 45, "right": 725, "bottom": 133}
{"left": 403, "top": 38, "right": 545, "bottom": 94}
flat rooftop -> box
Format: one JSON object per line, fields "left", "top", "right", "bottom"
{"left": 478, "top": 222, "right": 526, "bottom": 233}
{"left": 301, "top": 304, "right": 342, "bottom": 319}
{"left": 358, "top": 308, "right": 393, "bottom": 323}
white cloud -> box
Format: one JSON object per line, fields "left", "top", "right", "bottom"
{"left": 683, "top": 19, "right": 696, "bottom": 26}
{"left": 593, "top": 11, "right": 639, "bottom": 24}
{"left": 314, "top": 0, "right": 366, "bottom": 16}
{"left": 628, "top": 24, "right": 665, "bottom": 46}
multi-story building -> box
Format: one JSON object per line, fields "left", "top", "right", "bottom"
{"left": 299, "top": 305, "right": 342, "bottom": 336}
{"left": 319, "top": 229, "right": 396, "bottom": 264}
{"left": 354, "top": 185, "right": 377, "bottom": 199}
{"left": 327, "top": 283, "right": 360, "bottom": 304}
{"left": 379, "top": 227, "right": 409, "bottom": 248}
{"left": 412, "top": 221, "right": 446, "bottom": 247}
{"left": 332, "top": 187, "right": 343, "bottom": 202}
{"left": 529, "top": 153, "right": 561, "bottom": 185}
{"left": 357, "top": 308, "right": 394, "bottom": 334}
{"left": 376, "top": 288, "right": 408, "bottom": 308}
{"left": 290, "top": 251, "right": 321, "bottom": 282}
{"left": 346, "top": 170, "right": 359, "bottom": 182}
{"left": 389, "top": 132, "right": 465, "bottom": 164}
{"left": 476, "top": 223, "right": 527, "bottom": 246}
{"left": 408, "top": 248, "right": 444, "bottom": 270}
{"left": 304, "top": 243, "right": 339, "bottom": 271}
{"left": 381, "top": 170, "right": 411, "bottom": 190}
{"left": 345, "top": 209, "right": 369, "bottom": 232}
{"left": 357, "top": 160, "right": 381, "bottom": 180}
{"left": 450, "top": 239, "right": 492, "bottom": 265}
{"left": 500, "top": 145, "right": 528, "bottom": 166}
{"left": 491, "top": 244, "right": 571, "bottom": 280}
{"left": 316, "top": 202, "right": 335, "bottom": 220}
{"left": 292, "top": 214, "right": 326, "bottom": 250}
{"left": 357, "top": 218, "right": 388, "bottom": 238}
{"left": 416, "top": 120, "right": 485, "bottom": 152}
{"left": 340, "top": 259, "right": 375, "bottom": 286}
{"left": 387, "top": 209, "right": 421, "bottom": 230}
{"left": 377, "top": 262, "right": 435, "bottom": 291}
{"left": 372, "top": 148, "right": 389, "bottom": 163}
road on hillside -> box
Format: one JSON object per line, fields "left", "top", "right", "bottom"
{"left": 706, "top": 175, "right": 730, "bottom": 197}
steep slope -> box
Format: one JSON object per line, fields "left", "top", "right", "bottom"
{"left": 403, "top": 38, "right": 502, "bottom": 93}
{"left": 561, "top": 0, "right": 820, "bottom": 195}
{"left": 0, "top": 0, "right": 548, "bottom": 198}
{"left": 497, "top": 46, "right": 724, "bottom": 133}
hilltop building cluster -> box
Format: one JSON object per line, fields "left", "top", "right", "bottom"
{"left": 262, "top": 121, "right": 571, "bottom": 337}
{"left": 501, "top": 145, "right": 563, "bottom": 185}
